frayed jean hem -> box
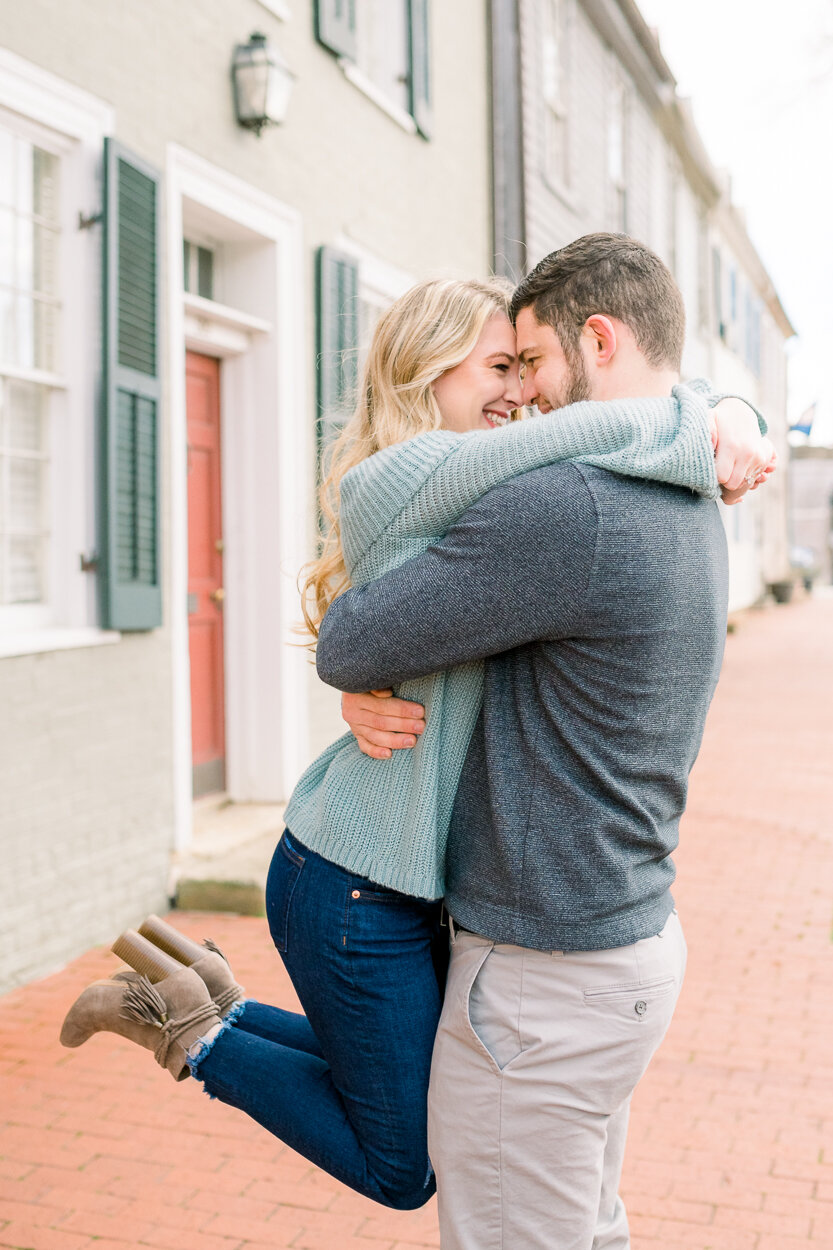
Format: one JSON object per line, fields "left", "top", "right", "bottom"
{"left": 186, "top": 998, "right": 251, "bottom": 1083}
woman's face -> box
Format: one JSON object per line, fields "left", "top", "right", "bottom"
{"left": 432, "top": 313, "right": 522, "bottom": 433}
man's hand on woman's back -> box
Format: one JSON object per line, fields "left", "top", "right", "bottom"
{"left": 712, "top": 397, "right": 776, "bottom": 503}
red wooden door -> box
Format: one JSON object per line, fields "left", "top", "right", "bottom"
{"left": 186, "top": 352, "right": 226, "bottom": 797}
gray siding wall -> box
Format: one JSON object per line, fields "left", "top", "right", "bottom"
{"left": 516, "top": 0, "right": 792, "bottom": 612}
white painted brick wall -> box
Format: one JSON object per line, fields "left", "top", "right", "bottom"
{"left": 0, "top": 0, "right": 494, "bottom": 988}
{"left": 0, "top": 635, "right": 174, "bottom": 990}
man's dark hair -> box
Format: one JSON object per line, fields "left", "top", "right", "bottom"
{"left": 509, "top": 233, "right": 686, "bottom": 370}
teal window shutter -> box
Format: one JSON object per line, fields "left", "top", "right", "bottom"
{"left": 100, "top": 138, "right": 162, "bottom": 631}
{"left": 408, "top": 0, "right": 432, "bottom": 139}
{"left": 315, "top": 0, "right": 357, "bottom": 60}
{"left": 316, "top": 246, "right": 359, "bottom": 462}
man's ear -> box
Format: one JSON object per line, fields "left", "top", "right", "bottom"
{"left": 581, "top": 315, "right": 617, "bottom": 365}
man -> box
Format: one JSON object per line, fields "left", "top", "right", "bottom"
{"left": 316, "top": 234, "right": 770, "bottom": 1248}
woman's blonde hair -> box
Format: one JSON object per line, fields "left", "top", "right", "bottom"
{"left": 300, "top": 276, "right": 518, "bottom": 640}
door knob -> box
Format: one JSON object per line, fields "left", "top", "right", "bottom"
{"left": 211, "top": 587, "right": 225, "bottom": 604}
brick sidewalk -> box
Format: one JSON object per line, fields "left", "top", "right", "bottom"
{"left": 1, "top": 594, "right": 831, "bottom": 1250}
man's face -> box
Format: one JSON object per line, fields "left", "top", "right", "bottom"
{"left": 514, "top": 307, "right": 592, "bottom": 413}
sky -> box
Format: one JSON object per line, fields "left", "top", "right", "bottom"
{"left": 637, "top": 0, "right": 833, "bottom": 443}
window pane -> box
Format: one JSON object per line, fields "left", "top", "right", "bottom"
{"left": 15, "top": 138, "right": 33, "bottom": 216}
{"left": 34, "top": 299, "right": 57, "bottom": 371}
{"left": 33, "top": 148, "right": 59, "bottom": 223}
{"left": 183, "top": 240, "right": 192, "bottom": 293}
{"left": 357, "top": 0, "right": 409, "bottom": 113}
{"left": 10, "top": 457, "right": 43, "bottom": 530}
{"left": 0, "top": 128, "right": 57, "bottom": 612}
{"left": 33, "top": 224, "right": 58, "bottom": 295}
{"left": 13, "top": 298, "right": 58, "bottom": 372}
{"left": 0, "top": 207, "right": 13, "bottom": 286}
{"left": 197, "top": 246, "right": 214, "bottom": 300}
{"left": 5, "top": 379, "right": 46, "bottom": 452}
{"left": 16, "top": 295, "right": 34, "bottom": 368}
{"left": 0, "top": 129, "right": 14, "bottom": 208}
{"left": 608, "top": 85, "right": 625, "bottom": 182}
{"left": 0, "top": 287, "right": 13, "bottom": 365}
{"left": 8, "top": 534, "right": 43, "bottom": 603}
{"left": 17, "top": 215, "right": 33, "bottom": 290}
{"left": 543, "top": 2, "right": 563, "bottom": 109}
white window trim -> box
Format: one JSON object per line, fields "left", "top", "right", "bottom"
{"left": 334, "top": 235, "right": 415, "bottom": 305}
{"left": 254, "top": 0, "right": 291, "bottom": 19}
{"left": 0, "top": 49, "right": 118, "bottom": 658}
{"left": 167, "top": 144, "right": 310, "bottom": 851}
{"left": 338, "top": 60, "right": 417, "bottom": 135}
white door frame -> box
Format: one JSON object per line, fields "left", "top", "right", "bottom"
{"left": 166, "top": 145, "right": 311, "bottom": 851}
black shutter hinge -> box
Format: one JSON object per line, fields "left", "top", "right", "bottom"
{"left": 80, "top": 551, "right": 99, "bottom": 572}
{"left": 78, "top": 211, "right": 103, "bottom": 231}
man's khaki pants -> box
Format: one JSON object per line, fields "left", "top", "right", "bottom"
{"left": 427, "top": 911, "right": 686, "bottom": 1249}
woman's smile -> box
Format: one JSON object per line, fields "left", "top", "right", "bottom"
{"left": 483, "top": 408, "right": 512, "bottom": 427}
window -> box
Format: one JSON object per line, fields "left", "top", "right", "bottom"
{"left": 315, "top": 0, "right": 431, "bottom": 137}
{"left": 729, "top": 267, "right": 738, "bottom": 324}
{"left": 745, "top": 291, "right": 761, "bottom": 377}
{"left": 358, "top": 286, "right": 390, "bottom": 362}
{"left": 316, "top": 243, "right": 411, "bottom": 467}
{"left": 542, "top": 0, "right": 570, "bottom": 188}
{"left": 667, "top": 162, "right": 680, "bottom": 278}
{"left": 183, "top": 240, "right": 214, "bottom": 300}
{"left": 696, "top": 212, "right": 710, "bottom": 330}
{"left": 712, "top": 246, "right": 726, "bottom": 342}
{"left": 356, "top": 0, "right": 410, "bottom": 116}
{"left": 607, "top": 77, "right": 628, "bottom": 232}
{"left": 0, "top": 125, "right": 60, "bottom": 611}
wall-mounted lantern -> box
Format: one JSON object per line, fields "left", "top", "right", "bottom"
{"left": 232, "top": 32, "right": 295, "bottom": 136}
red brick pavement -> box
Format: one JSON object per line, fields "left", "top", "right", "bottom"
{"left": 1, "top": 593, "right": 831, "bottom": 1250}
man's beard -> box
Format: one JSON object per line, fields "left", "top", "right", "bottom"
{"left": 553, "top": 351, "right": 592, "bottom": 409}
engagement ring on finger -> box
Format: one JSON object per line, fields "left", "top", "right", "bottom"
{"left": 745, "top": 475, "right": 755, "bottom": 487}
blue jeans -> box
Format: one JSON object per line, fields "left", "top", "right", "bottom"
{"left": 192, "top": 831, "right": 448, "bottom": 1209}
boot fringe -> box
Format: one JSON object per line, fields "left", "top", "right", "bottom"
{"left": 202, "top": 937, "right": 229, "bottom": 965}
{"left": 120, "top": 975, "right": 168, "bottom": 1028}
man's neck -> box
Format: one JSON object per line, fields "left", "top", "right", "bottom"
{"left": 591, "top": 367, "right": 680, "bottom": 402}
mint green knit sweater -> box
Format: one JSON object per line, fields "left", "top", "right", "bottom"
{"left": 283, "top": 383, "right": 724, "bottom": 899}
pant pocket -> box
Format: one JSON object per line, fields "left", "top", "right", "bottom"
{"left": 582, "top": 974, "right": 677, "bottom": 1022}
{"left": 265, "top": 830, "right": 305, "bottom": 954}
{"left": 467, "top": 943, "right": 526, "bottom": 1071}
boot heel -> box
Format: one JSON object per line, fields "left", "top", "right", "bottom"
{"left": 111, "top": 930, "right": 184, "bottom": 983}
{"left": 138, "top": 914, "right": 205, "bottom": 966}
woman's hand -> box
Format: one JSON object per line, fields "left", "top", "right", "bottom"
{"left": 341, "top": 689, "right": 426, "bottom": 760}
{"left": 712, "top": 397, "right": 776, "bottom": 504}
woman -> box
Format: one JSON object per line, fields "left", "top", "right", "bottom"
{"left": 61, "top": 277, "right": 769, "bottom": 1210}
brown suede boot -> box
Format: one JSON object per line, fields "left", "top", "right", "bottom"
{"left": 136, "top": 914, "right": 246, "bottom": 1016}
{"left": 60, "top": 965, "right": 221, "bottom": 1081}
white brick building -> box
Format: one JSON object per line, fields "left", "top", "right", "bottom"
{"left": 0, "top": 0, "right": 494, "bottom": 991}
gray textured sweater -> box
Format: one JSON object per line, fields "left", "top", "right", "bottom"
{"left": 317, "top": 462, "right": 729, "bottom": 951}
{"left": 293, "top": 386, "right": 723, "bottom": 898}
